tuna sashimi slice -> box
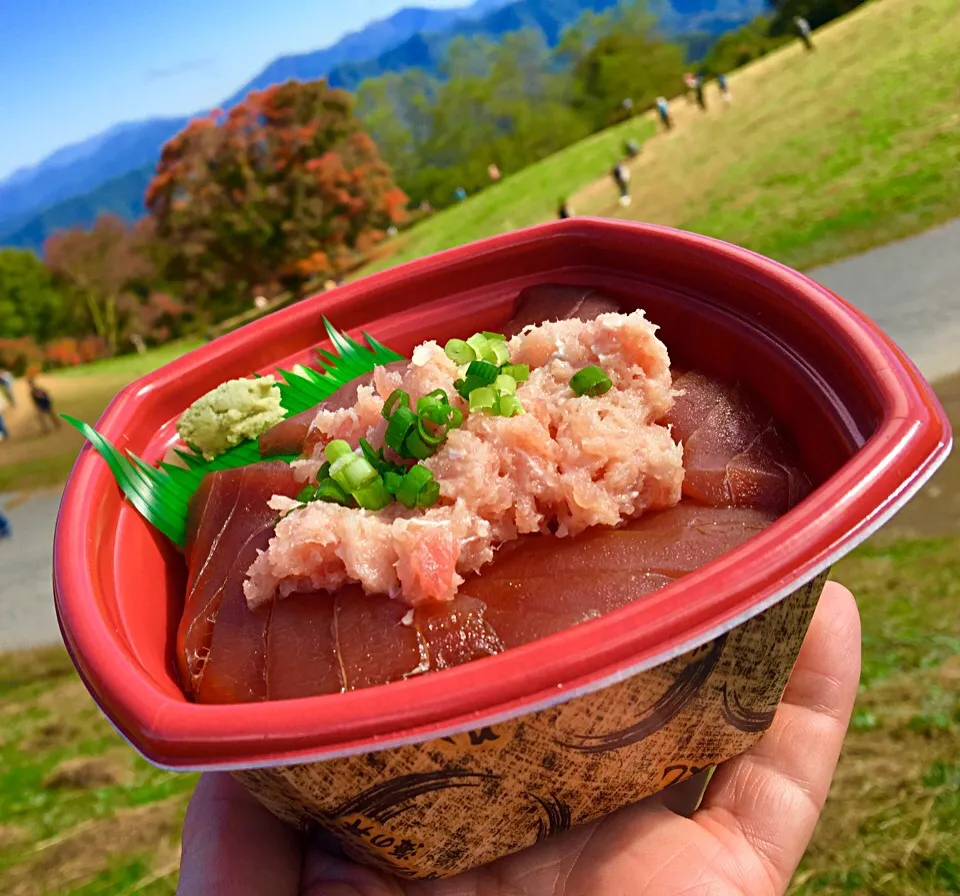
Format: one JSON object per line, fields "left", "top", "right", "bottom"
{"left": 726, "top": 423, "right": 813, "bottom": 514}
{"left": 503, "top": 284, "right": 621, "bottom": 338}
{"left": 195, "top": 527, "right": 274, "bottom": 705}
{"left": 266, "top": 591, "right": 341, "bottom": 700}
{"left": 413, "top": 595, "right": 504, "bottom": 670}
{"left": 177, "top": 462, "right": 303, "bottom": 694}
{"left": 662, "top": 371, "right": 728, "bottom": 445}
{"left": 332, "top": 591, "right": 426, "bottom": 690}
{"left": 466, "top": 504, "right": 774, "bottom": 647}
{"left": 681, "top": 386, "right": 765, "bottom": 506}
{"left": 667, "top": 376, "right": 809, "bottom": 513}
{"left": 258, "top": 407, "right": 318, "bottom": 459}
{"left": 181, "top": 488, "right": 779, "bottom": 703}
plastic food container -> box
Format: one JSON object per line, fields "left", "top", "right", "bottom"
{"left": 54, "top": 219, "right": 951, "bottom": 879}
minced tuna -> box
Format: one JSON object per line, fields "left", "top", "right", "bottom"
{"left": 243, "top": 311, "right": 684, "bottom": 609}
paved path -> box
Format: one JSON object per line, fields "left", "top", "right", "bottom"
{"left": 1, "top": 219, "right": 958, "bottom": 652}
{"left": 808, "top": 218, "right": 960, "bottom": 383}
{"left": 0, "top": 487, "right": 63, "bottom": 651}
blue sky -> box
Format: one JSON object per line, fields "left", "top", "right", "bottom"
{"left": 0, "top": 0, "right": 466, "bottom": 181}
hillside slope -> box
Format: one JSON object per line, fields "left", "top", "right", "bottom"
{"left": 358, "top": 0, "right": 960, "bottom": 276}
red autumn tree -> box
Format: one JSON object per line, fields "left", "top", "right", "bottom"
{"left": 145, "top": 80, "right": 407, "bottom": 318}
{"left": 44, "top": 214, "right": 157, "bottom": 354}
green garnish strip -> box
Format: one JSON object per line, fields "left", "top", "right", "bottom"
{"left": 64, "top": 318, "right": 405, "bottom": 548}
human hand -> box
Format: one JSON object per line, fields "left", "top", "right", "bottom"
{"left": 177, "top": 580, "right": 860, "bottom": 896}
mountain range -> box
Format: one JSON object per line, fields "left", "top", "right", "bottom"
{"left": 0, "top": 0, "right": 763, "bottom": 252}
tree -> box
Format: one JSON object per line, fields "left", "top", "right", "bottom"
{"left": 44, "top": 214, "right": 156, "bottom": 354}
{"left": 570, "top": 2, "right": 685, "bottom": 130}
{"left": 355, "top": 69, "right": 440, "bottom": 194}
{"left": 387, "top": 30, "right": 589, "bottom": 209}
{"left": 145, "top": 80, "right": 407, "bottom": 318}
{"left": 702, "top": 15, "right": 788, "bottom": 75}
{"left": 0, "top": 248, "right": 67, "bottom": 343}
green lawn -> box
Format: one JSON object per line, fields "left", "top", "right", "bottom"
{"left": 0, "top": 340, "right": 205, "bottom": 493}
{"left": 635, "top": 0, "right": 960, "bottom": 272}
{"left": 54, "top": 340, "right": 205, "bottom": 380}
{"left": 359, "top": 116, "right": 655, "bottom": 276}
{"left": 360, "top": 0, "right": 960, "bottom": 277}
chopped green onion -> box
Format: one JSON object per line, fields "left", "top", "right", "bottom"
{"left": 325, "top": 440, "right": 353, "bottom": 463}
{"left": 465, "top": 360, "right": 499, "bottom": 385}
{"left": 404, "top": 430, "right": 433, "bottom": 460}
{"left": 422, "top": 403, "right": 463, "bottom": 430}
{"left": 466, "top": 332, "right": 492, "bottom": 360}
{"left": 500, "top": 364, "right": 529, "bottom": 383}
{"left": 490, "top": 340, "right": 511, "bottom": 366}
{"left": 354, "top": 478, "right": 393, "bottom": 511}
{"left": 495, "top": 374, "right": 517, "bottom": 395}
{"left": 383, "top": 470, "right": 404, "bottom": 495}
{"left": 330, "top": 452, "right": 378, "bottom": 493}
{"left": 382, "top": 389, "right": 410, "bottom": 420}
{"left": 455, "top": 375, "right": 490, "bottom": 399}
{"left": 416, "top": 414, "right": 445, "bottom": 447}
{"left": 385, "top": 406, "right": 417, "bottom": 455}
{"left": 297, "top": 484, "right": 319, "bottom": 502}
{"left": 499, "top": 394, "right": 525, "bottom": 417}
{"left": 570, "top": 365, "right": 613, "bottom": 397}
{"left": 396, "top": 464, "right": 440, "bottom": 509}
{"left": 482, "top": 331, "right": 506, "bottom": 342}
{"left": 419, "top": 480, "right": 441, "bottom": 507}
{"left": 359, "top": 438, "right": 382, "bottom": 471}
{"left": 344, "top": 456, "right": 379, "bottom": 492}
{"left": 316, "top": 478, "right": 352, "bottom": 506}
{"left": 469, "top": 387, "right": 498, "bottom": 413}
{"left": 444, "top": 339, "right": 476, "bottom": 365}
{"left": 417, "top": 389, "right": 448, "bottom": 412}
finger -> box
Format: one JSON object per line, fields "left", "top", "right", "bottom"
{"left": 177, "top": 772, "right": 303, "bottom": 896}
{"left": 696, "top": 580, "right": 861, "bottom": 892}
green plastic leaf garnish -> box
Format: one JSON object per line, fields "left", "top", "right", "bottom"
{"left": 65, "top": 318, "right": 406, "bottom": 548}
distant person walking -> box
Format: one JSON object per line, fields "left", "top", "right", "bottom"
{"left": 694, "top": 74, "right": 707, "bottom": 111}
{"left": 717, "top": 73, "right": 732, "bottom": 103}
{"left": 611, "top": 161, "right": 632, "bottom": 208}
{"left": 683, "top": 72, "right": 697, "bottom": 103}
{"left": 487, "top": 163, "right": 501, "bottom": 182}
{"left": 795, "top": 16, "right": 814, "bottom": 51}
{"left": 0, "top": 507, "right": 11, "bottom": 539}
{"left": 454, "top": 186, "right": 468, "bottom": 202}
{"left": 624, "top": 138, "right": 641, "bottom": 158}
{"left": 656, "top": 96, "right": 673, "bottom": 130}
{"left": 28, "top": 376, "right": 60, "bottom": 434}
{"left": 0, "top": 370, "right": 13, "bottom": 442}
{"left": 558, "top": 199, "right": 574, "bottom": 219}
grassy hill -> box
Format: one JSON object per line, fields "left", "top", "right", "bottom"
{"left": 360, "top": 0, "right": 960, "bottom": 277}
{"left": 362, "top": 114, "right": 655, "bottom": 275}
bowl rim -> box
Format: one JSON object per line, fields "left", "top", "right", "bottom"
{"left": 54, "top": 218, "right": 951, "bottom": 770}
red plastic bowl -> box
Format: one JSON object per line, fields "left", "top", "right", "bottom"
{"left": 54, "top": 218, "right": 950, "bottom": 771}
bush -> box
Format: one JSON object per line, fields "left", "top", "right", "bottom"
{"left": 0, "top": 337, "right": 44, "bottom": 376}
